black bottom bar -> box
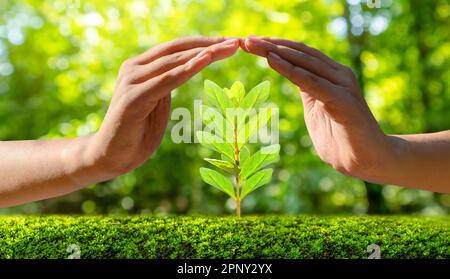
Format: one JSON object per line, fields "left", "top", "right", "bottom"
{"left": 0, "top": 259, "right": 446, "bottom": 277}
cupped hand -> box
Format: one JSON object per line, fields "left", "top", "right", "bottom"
{"left": 241, "top": 36, "right": 393, "bottom": 181}
{"left": 84, "top": 36, "right": 240, "bottom": 181}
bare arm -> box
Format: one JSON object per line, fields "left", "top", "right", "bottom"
{"left": 382, "top": 132, "right": 450, "bottom": 193}
{"left": 242, "top": 35, "right": 450, "bottom": 194}
{"left": 0, "top": 136, "right": 98, "bottom": 207}
{"left": 0, "top": 36, "right": 240, "bottom": 208}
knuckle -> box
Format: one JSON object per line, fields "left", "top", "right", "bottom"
{"left": 297, "top": 42, "right": 307, "bottom": 49}
{"left": 160, "top": 54, "right": 175, "bottom": 66}
{"left": 170, "top": 36, "right": 188, "bottom": 47}
{"left": 119, "top": 58, "right": 135, "bottom": 73}
{"left": 304, "top": 71, "right": 319, "bottom": 83}
{"left": 159, "top": 72, "right": 176, "bottom": 84}
{"left": 213, "top": 35, "right": 225, "bottom": 41}
{"left": 122, "top": 73, "right": 139, "bottom": 85}
{"left": 285, "top": 65, "right": 297, "bottom": 82}
{"left": 341, "top": 65, "right": 354, "bottom": 75}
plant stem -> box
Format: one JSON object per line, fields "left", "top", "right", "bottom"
{"left": 233, "top": 127, "right": 241, "bottom": 217}
{"left": 235, "top": 175, "right": 241, "bottom": 217}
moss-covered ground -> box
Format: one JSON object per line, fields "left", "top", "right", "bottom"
{"left": 0, "top": 216, "right": 448, "bottom": 259}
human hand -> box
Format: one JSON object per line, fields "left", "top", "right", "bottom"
{"left": 241, "top": 36, "right": 394, "bottom": 181}
{"left": 76, "top": 36, "right": 240, "bottom": 182}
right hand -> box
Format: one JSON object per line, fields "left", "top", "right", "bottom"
{"left": 242, "top": 36, "right": 394, "bottom": 181}
{"left": 71, "top": 36, "right": 240, "bottom": 184}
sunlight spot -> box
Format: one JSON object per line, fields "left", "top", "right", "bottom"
{"left": 84, "top": 28, "right": 100, "bottom": 45}
{"left": 328, "top": 17, "right": 347, "bottom": 39}
{"left": 278, "top": 169, "right": 290, "bottom": 182}
{"left": 369, "top": 16, "right": 389, "bottom": 35}
{"left": 7, "top": 28, "right": 24, "bottom": 45}
{"left": 267, "top": 10, "right": 290, "bottom": 24}
{"left": 131, "top": 1, "right": 150, "bottom": 18}
{"left": 350, "top": 14, "right": 364, "bottom": 27}
{"left": 121, "top": 197, "right": 135, "bottom": 210}
{"left": 83, "top": 12, "right": 103, "bottom": 26}
{"left": 0, "top": 62, "right": 13, "bottom": 76}
{"left": 319, "top": 177, "right": 334, "bottom": 192}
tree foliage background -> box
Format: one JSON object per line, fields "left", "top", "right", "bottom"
{"left": 0, "top": 0, "right": 449, "bottom": 215}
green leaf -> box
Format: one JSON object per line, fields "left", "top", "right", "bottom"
{"left": 239, "top": 146, "right": 250, "bottom": 165}
{"left": 240, "top": 169, "right": 273, "bottom": 199}
{"left": 196, "top": 131, "right": 235, "bottom": 161}
{"left": 204, "top": 158, "right": 237, "bottom": 175}
{"left": 200, "top": 168, "right": 235, "bottom": 199}
{"left": 237, "top": 108, "right": 273, "bottom": 149}
{"left": 227, "top": 81, "right": 245, "bottom": 106}
{"left": 241, "top": 81, "right": 270, "bottom": 109}
{"left": 203, "top": 80, "right": 233, "bottom": 114}
{"left": 221, "top": 154, "right": 234, "bottom": 163}
{"left": 201, "top": 105, "right": 233, "bottom": 141}
{"left": 240, "top": 144, "right": 280, "bottom": 179}
{"left": 203, "top": 80, "right": 222, "bottom": 108}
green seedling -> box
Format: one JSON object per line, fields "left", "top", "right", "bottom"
{"left": 196, "top": 80, "right": 280, "bottom": 216}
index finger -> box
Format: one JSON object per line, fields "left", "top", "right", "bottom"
{"left": 136, "top": 36, "right": 229, "bottom": 65}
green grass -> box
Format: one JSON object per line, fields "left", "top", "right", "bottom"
{"left": 0, "top": 216, "right": 448, "bottom": 259}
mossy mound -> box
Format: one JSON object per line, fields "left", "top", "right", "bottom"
{"left": 0, "top": 216, "right": 448, "bottom": 259}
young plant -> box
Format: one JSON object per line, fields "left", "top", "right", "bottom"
{"left": 196, "top": 80, "right": 280, "bottom": 217}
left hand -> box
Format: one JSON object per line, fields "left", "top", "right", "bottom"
{"left": 78, "top": 37, "right": 240, "bottom": 183}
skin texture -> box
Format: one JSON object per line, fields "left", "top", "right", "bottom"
{"left": 242, "top": 35, "right": 450, "bottom": 194}
{"left": 0, "top": 35, "right": 449, "bottom": 208}
{"left": 0, "top": 36, "right": 240, "bottom": 207}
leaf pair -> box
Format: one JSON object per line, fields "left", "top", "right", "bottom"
{"left": 199, "top": 165, "right": 273, "bottom": 201}
{"left": 203, "top": 80, "right": 270, "bottom": 118}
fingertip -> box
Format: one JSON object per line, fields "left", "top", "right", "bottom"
{"left": 238, "top": 38, "right": 248, "bottom": 51}
{"left": 244, "top": 37, "right": 267, "bottom": 56}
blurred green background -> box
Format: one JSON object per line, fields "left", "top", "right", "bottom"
{"left": 0, "top": 0, "right": 449, "bottom": 215}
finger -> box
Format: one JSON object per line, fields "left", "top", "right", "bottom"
{"left": 267, "top": 52, "right": 345, "bottom": 104}
{"left": 195, "top": 39, "right": 239, "bottom": 63}
{"left": 253, "top": 36, "right": 342, "bottom": 69}
{"left": 130, "top": 39, "right": 239, "bottom": 85}
{"left": 137, "top": 39, "right": 239, "bottom": 102}
{"left": 130, "top": 47, "right": 205, "bottom": 84}
{"left": 135, "top": 36, "right": 229, "bottom": 65}
{"left": 245, "top": 37, "right": 342, "bottom": 85}
{"left": 137, "top": 51, "right": 211, "bottom": 103}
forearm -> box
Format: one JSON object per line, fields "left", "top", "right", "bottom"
{"left": 0, "top": 135, "right": 105, "bottom": 207}
{"left": 366, "top": 131, "right": 450, "bottom": 193}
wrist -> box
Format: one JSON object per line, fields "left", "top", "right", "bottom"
{"left": 360, "top": 134, "right": 408, "bottom": 184}
{"left": 61, "top": 134, "right": 113, "bottom": 187}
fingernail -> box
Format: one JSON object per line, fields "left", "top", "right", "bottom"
{"left": 248, "top": 34, "right": 258, "bottom": 38}
{"left": 268, "top": 52, "right": 282, "bottom": 61}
